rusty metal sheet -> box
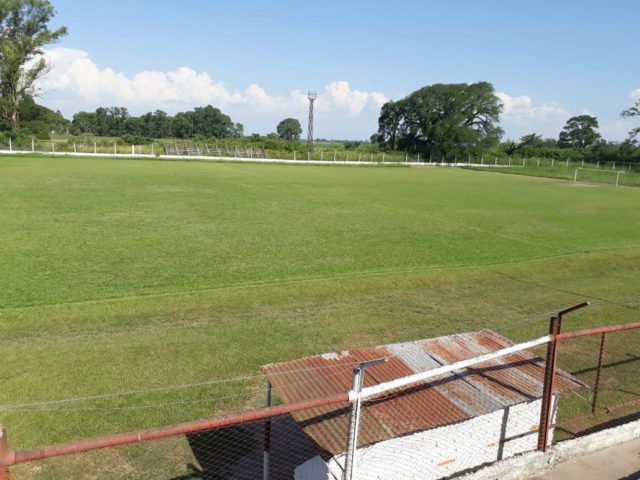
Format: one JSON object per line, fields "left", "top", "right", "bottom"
{"left": 262, "top": 329, "right": 582, "bottom": 457}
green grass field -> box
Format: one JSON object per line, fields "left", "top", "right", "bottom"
{"left": 466, "top": 164, "right": 640, "bottom": 187}
{"left": 1, "top": 155, "right": 639, "bottom": 461}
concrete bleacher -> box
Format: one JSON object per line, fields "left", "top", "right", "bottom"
{"left": 163, "top": 143, "right": 267, "bottom": 159}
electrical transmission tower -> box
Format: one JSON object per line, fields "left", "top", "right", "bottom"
{"left": 307, "top": 91, "right": 316, "bottom": 151}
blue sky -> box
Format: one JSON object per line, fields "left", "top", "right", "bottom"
{"left": 38, "top": 0, "right": 640, "bottom": 141}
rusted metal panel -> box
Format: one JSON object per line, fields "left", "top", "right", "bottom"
{"left": 262, "top": 329, "right": 582, "bottom": 457}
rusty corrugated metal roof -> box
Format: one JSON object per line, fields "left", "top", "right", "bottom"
{"left": 262, "top": 329, "right": 581, "bottom": 457}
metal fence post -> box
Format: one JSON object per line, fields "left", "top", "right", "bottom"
{"left": 343, "top": 367, "right": 363, "bottom": 480}
{"left": 343, "top": 358, "right": 385, "bottom": 480}
{"left": 263, "top": 383, "right": 272, "bottom": 480}
{"left": 0, "top": 425, "right": 10, "bottom": 480}
{"left": 537, "top": 316, "right": 560, "bottom": 452}
{"left": 591, "top": 333, "right": 607, "bottom": 414}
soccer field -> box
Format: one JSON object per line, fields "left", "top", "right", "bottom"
{"left": 1, "top": 156, "right": 639, "bottom": 449}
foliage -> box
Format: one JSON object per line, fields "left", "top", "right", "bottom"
{"left": 276, "top": 117, "right": 302, "bottom": 141}
{"left": 0, "top": 0, "right": 67, "bottom": 131}
{"left": 70, "top": 105, "right": 243, "bottom": 139}
{"left": 558, "top": 115, "right": 601, "bottom": 148}
{"left": 375, "top": 82, "right": 503, "bottom": 157}
{"left": 621, "top": 99, "right": 640, "bottom": 141}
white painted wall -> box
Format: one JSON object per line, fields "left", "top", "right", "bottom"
{"left": 295, "top": 397, "right": 557, "bottom": 480}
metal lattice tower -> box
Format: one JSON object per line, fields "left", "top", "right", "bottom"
{"left": 307, "top": 91, "right": 316, "bottom": 151}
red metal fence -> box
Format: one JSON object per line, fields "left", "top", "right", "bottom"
{"left": 1, "top": 308, "right": 639, "bottom": 479}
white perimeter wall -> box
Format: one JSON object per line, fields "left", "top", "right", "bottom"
{"left": 295, "top": 397, "right": 557, "bottom": 480}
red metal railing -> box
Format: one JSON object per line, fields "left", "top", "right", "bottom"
{"left": 1, "top": 311, "right": 639, "bottom": 479}
{"left": 0, "top": 392, "right": 348, "bottom": 480}
{"left": 537, "top": 308, "right": 640, "bottom": 451}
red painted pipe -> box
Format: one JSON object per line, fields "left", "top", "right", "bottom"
{"left": 6, "top": 392, "right": 348, "bottom": 465}
{"left": 556, "top": 321, "right": 640, "bottom": 341}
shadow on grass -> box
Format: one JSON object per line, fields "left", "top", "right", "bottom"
{"left": 556, "top": 409, "right": 640, "bottom": 440}
{"left": 170, "top": 415, "right": 322, "bottom": 480}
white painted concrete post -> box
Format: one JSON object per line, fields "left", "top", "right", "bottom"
{"left": 406, "top": 153, "right": 408, "bottom": 163}
{"left": 8, "top": 138, "right": 11, "bottom": 151}
{"left": 537, "top": 158, "right": 540, "bottom": 167}
{"left": 551, "top": 159, "right": 555, "bottom": 167}
{"left": 566, "top": 159, "right": 569, "bottom": 168}
{"left": 94, "top": 142, "right": 97, "bottom": 154}
{"left": 73, "top": 142, "right": 77, "bottom": 153}
{"left": 131, "top": 144, "right": 134, "bottom": 155}
{"left": 509, "top": 158, "right": 511, "bottom": 166}
{"left": 307, "top": 150, "right": 310, "bottom": 161}
{"left": 616, "top": 171, "right": 622, "bottom": 187}
{"left": 114, "top": 142, "right": 117, "bottom": 155}
{"left": 151, "top": 144, "right": 154, "bottom": 156}
{"left": 32, "top": 137, "right": 35, "bottom": 152}
{"left": 294, "top": 150, "right": 296, "bottom": 161}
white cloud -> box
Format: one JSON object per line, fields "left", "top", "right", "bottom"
{"left": 629, "top": 88, "right": 640, "bottom": 103}
{"left": 34, "top": 47, "right": 387, "bottom": 138}
{"left": 324, "top": 81, "right": 388, "bottom": 115}
{"left": 495, "top": 91, "right": 570, "bottom": 139}
{"left": 496, "top": 92, "right": 569, "bottom": 121}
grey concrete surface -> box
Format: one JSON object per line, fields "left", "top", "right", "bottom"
{"left": 534, "top": 437, "right": 640, "bottom": 480}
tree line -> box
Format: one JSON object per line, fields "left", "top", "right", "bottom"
{"left": 70, "top": 105, "right": 244, "bottom": 140}
{"left": 373, "top": 82, "right": 640, "bottom": 163}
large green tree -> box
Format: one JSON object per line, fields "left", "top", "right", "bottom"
{"left": 0, "top": 0, "right": 67, "bottom": 131}
{"left": 375, "top": 82, "right": 503, "bottom": 157}
{"left": 276, "top": 117, "right": 302, "bottom": 141}
{"left": 558, "top": 115, "right": 601, "bottom": 148}
{"left": 621, "top": 99, "right": 640, "bottom": 142}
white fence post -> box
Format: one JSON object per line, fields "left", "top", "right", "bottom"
{"left": 73, "top": 142, "right": 77, "bottom": 153}
{"left": 32, "top": 137, "right": 35, "bottom": 152}
{"left": 94, "top": 142, "right": 97, "bottom": 154}
{"left": 114, "top": 142, "right": 117, "bottom": 155}
{"left": 9, "top": 138, "right": 12, "bottom": 152}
